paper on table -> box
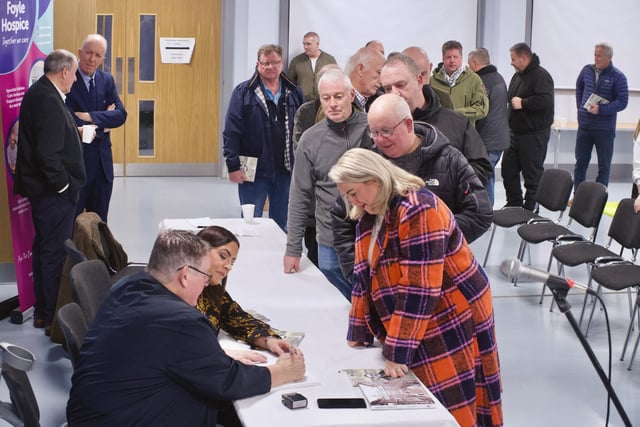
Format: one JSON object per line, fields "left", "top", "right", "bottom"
{"left": 218, "top": 334, "right": 318, "bottom": 392}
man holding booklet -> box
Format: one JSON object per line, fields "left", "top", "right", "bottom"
{"left": 574, "top": 43, "right": 628, "bottom": 193}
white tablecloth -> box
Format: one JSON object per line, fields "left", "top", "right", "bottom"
{"left": 160, "top": 217, "right": 460, "bottom": 427}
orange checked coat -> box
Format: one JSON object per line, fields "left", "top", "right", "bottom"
{"left": 348, "top": 189, "right": 502, "bottom": 427}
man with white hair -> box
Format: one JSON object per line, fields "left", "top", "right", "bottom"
{"left": 284, "top": 68, "right": 371, "bottom": 300}
{"left": 345, "top": 47, "right": 385, "bottom": 111}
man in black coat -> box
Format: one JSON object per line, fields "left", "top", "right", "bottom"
{"left": 502, "top": 42, "right": 555, "bottom": 211}
{"left": 379, "top": 54, "right": 492, "bottom": 187}
{"left": 14, "top": 49, "right": 86, "bottom": 333}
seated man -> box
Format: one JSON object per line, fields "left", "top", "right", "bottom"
{"left": 67, "top": 229, "right": 305, "bottom": 426}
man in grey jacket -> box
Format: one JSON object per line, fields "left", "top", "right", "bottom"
{"left": 284, "top": 68, "right": 371, "bottom": 300}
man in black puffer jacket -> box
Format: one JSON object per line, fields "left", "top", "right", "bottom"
{"left": 331, "top": 94, "right": 491, "bottom": 284}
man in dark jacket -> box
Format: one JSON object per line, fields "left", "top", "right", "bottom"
{"left": 223, "top": 44, "right": 304, "bottom": 231}
{"left": 380, "top": 54, "right": 492, "bottom": 186}
{"left": 15, "top": 50, "right": 87, "bottom": 333}
{"left": 332, "top": 94, "right": 491, "bottom": 283}
{"left": 468, "top": 48, "right": 510, "bottom": 206}
{"left": 574, "top": 43, "right": 628, "bottom": 191}
{"left": 502, "top": 42, "right": 554, "bottom": 211}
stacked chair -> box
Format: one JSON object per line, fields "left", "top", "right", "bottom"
{"left": 483, "top": 168, "right": 573, "bottom": 267}
{"left": 515, "top": 181, "right": 608, "bottom": 305}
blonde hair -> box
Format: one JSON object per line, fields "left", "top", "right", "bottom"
{"left": 328, "top": 148, "right": 424, "bottom": 220}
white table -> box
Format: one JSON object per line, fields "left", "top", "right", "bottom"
{"left": 159, "top": 217, "right": 460, "bottom": 427}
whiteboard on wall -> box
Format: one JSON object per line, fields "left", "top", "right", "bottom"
{"left": 531, "top": 0, "right": 640, "bottom": 90}
{"left": 287, "top": 0, "right": 478, "bottom": 72}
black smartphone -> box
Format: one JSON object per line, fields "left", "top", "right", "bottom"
{"left": 317, "top": 398, "right": 367, "bottom": 409}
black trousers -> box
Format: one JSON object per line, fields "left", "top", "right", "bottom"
{"left": 30, "top": 193, "right": 76, "bottom": 323}
{"left": 501, "top": 128, "right": 550, "bottom": 210}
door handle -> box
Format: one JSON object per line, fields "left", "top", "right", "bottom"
{"left": 115, "top": 57, "right": 123, "bottom": 94}
{"left": 128, "top": 57, "right": 135, "bottom": 94}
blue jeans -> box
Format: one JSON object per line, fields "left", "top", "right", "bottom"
{"left": 487, "top": 150, "right": 503, "bottom": 207}
{"left": 574, "top": 128, "right": 616, "bottom": 190}
{"left": 318, "top": 244, "right": 352, "bottom": 301}
{"left": 238, "top": 173, "right": 290, "bottom": 232}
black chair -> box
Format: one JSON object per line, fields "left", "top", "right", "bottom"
{"left": 621, "top": 289, "right": 640, "bottom": 370}
{"left": 0, "top": 343, "right": 39, "bottom": 427}
{"left": 56, "top": 302, "right": 89, "bottom": 370}
{"left": 70, "top": 260, "right": 113, "bottom": 326}
{"left": 482, "top": 168, "right": 573, "bottom": 267}
{"left": 64, "top": 238, "right": 88, "bottom": 267}
{"left": 551, "top": 199, "right": 640, "bottom": 327}
{"left": 0, "top": 365, "right": 39, "bottom": 427}
{"left": 588, "top": 260, "right": 640, "bottom": 368}
{"left": 515, "top": 181, "right": 608, "bottom": 302}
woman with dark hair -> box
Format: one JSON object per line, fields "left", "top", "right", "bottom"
{"left": 196, "top": 226, "right": 291, "bottom": 363}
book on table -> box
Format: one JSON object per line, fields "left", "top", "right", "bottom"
{"left": 342, "top": 368, "right": 436, "bottom": 410}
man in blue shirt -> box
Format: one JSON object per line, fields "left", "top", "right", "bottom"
{"left": 223, "top": 44, "right": 304, "bottom": 231}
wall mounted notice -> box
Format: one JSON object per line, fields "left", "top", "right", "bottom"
{"left": 159, "top": 38, "right": 195, "bottom": 64}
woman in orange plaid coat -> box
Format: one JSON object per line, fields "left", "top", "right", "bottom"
{"left": 329, "top": 148, "right": 502, "bottom": 427}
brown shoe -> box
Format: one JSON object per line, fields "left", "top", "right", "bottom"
{"left": 33, "top": 317, "right": 46, "bottom": 328}
{"left": 45, "top": 324, "right": 52, "bottom": 337}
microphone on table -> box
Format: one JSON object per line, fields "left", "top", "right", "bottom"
{"left": 499, "top": 258, "right": 596, "bottom": 296}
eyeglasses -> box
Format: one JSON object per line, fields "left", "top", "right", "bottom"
{"left": 258, "top": 60, "right": 282, "bottom": 68}
{"left": 177, "top": 265, "right": 212, "bottom": 283}
{"left": 369, "top": 117, "right": 408, "bottom": 139}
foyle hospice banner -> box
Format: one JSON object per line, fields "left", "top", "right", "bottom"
{"left": 1, "top": 0, "right": 53, "bottom": 312}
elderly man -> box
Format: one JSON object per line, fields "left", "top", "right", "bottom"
{"left": 68, "top": 229, "right": 305, "bottom": 426}
{"left": 345, "top": 46, "right": 385, "bottom": 111}
{"left": 380, "top": 53, "right": 492, "bottom": 186}
{"left": 431, "top": 40, "right": 489, "bottom": 124}
{"left": 288, "top": 31, "right": 336, "bottom": 101}
{"left": 402, "top": 46, "right": 454, "bottom": 109}
{"left": 332, "top": 94, "right": 492, "bottom": 284}
{"left": 365, "top": 39, "right": 385, "bottom": 56}
{"left": 223, "top": 44, "right": 304, "bottom": 231}
{"left": 14, "top": 50, "right": 86, "bottom": 334}
{"left": 284, "top": 68, "right": 371, "bottom": 300}
{"left": 66, "top": 33, "right": 127, "bottom": 222}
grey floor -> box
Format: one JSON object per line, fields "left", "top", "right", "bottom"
{"left": 0, "top": 176, "right": 638, "bottom": 427}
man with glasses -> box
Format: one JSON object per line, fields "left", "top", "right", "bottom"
{"left": 380, "top": 54, "right": 492, "bottom": 186}
{"left": 223, "top": 44, "right": 304, "bottom": 232}
{"left": 331, "top": 94, "right": 491, "bottom": 284}
{"left": 68, "top": 229, "right": 305, "bottom": 426}
{"left": 284, "top": 68, "right": 371, "bottom": 300}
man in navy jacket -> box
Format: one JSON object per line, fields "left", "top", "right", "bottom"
{"left": 66, "top": 34, "right": 127, "bottom": 222}
{"left": 223, "top": 44, "right": 304, "bottom": 232}
{"left": 574, "top": 43, "right": 628, "bottom": 191}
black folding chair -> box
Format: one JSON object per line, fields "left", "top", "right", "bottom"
{"left": 482, "top": 168, "right": 573, "bottom": 267}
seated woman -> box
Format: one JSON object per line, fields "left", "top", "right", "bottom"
{"left": 197, "top": 226, "right": 291, "bottom": 363}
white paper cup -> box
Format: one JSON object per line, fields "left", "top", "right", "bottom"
{"left": 82, "top": 125, "right": 96, "bottom": 143}
{"left": 241, "top": 204, "right": 255, "bottom": 223}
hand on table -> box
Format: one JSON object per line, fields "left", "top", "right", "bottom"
{"left": 283, "top": 255, "right": 300, "bottom": 273}
{"left": 269, "top": 348, "right": 306, "bottom": 387}
{"left": 384, "top": 360, "right": 409, "bottom": 378}
{"left": 225, "top": 349, "right": 268, "bottom": 365}
{"left": 263, "top": 336, "right": 291, "bottom": 356}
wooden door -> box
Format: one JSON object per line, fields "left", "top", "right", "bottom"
{"left": 96, "top": 0, "right": 220, "bottom": 175}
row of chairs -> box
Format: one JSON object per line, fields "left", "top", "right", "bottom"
{"left": 485, "top": 169, "right": 640, "bottom": 369}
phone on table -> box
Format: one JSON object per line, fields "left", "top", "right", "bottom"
{"left": 317, "top": 398, "right": 367, "bottom": 409}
